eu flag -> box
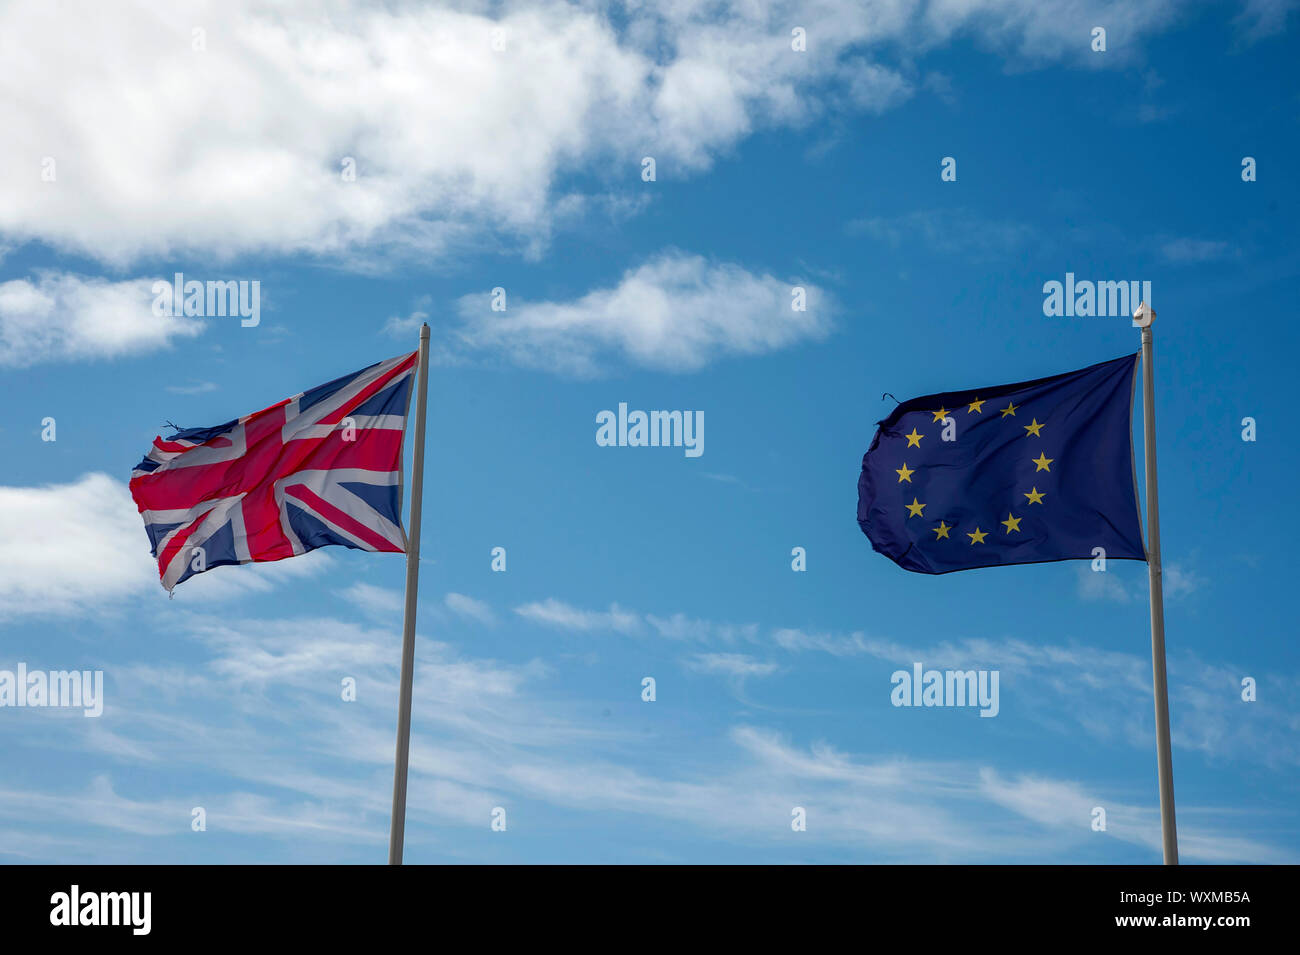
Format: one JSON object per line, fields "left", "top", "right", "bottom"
{"left": 857, "top": 353, "right": 1147, "bottom": 574}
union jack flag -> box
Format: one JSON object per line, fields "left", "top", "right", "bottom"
{"left": 130, "top": 352, "right": 418, "bottom": 593}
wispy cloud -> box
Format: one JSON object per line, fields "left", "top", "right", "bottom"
{"left": 771, "top": 621, "right": 1300, "bottom": 767}
{"left": 646, "top": 613, "right": 759, "bottom": 643}
{"left": 164, "top": 381, "right": 218, "bottom": 395}
{"left": 847, "top": 209, "right": 1038, "bottom": 260}
{"left": 513, "top": 599, "right": 759, "bottom": 644}
{"left": 700, "top": 472, "right": 759, "bottom": 492}
{"left": 685, "top": 652, "right": 779, "bottom": 701}
{"left": 1233, "top": 0, "right": 1298, "bottom": 41}
{"left": 383, "top": 296, "right": 430, "bottom": 339}
{"left": 1163, "top": 564, "right": 1204, "bottom": 598}
{"left": 1075, "top": 562, "right": 1203, "bottom": 604}
{"left": 1159, "top": 238, "right": 1232, "bottom": 263}
{"left": 685, "top": 652, "right": 778, "bottom": 679}
{"left": 514, "top": 598, "right": 642, "bottom": 635}
{"left": 509, "top": 592, "right": 1294, "bottom": 765}
{"left": 1075, "top": 564, "right": 1135, "bottom": 603}
{"left": 977, "top": 768, "right": 1295, "bottom": 863}
{"left": 445, "top": 592, "right": 497, "bottom": 626}
{"left": 341, "top": 582, "right": 404, "bottom": 618}
{"left": 2, "top": 603, "right": 1291, "bottom": 863}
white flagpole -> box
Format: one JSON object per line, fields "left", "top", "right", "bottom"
{"left": 1134, "top": 302, "right": 1178, "bottom": 865}
{"left": 388, "top": 323, "right": 430, "bottom": 865}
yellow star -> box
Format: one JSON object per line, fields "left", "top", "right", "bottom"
{"left": 933, "top": 520, "right": 951, "bottom": 539}
{"left": 1000, "top": 401, "right": 1018, "bottom": 418}
{"left": 896, "top": 462, "right": 914, "bottom": 483}
{"left": 1024, "top": 418, "right": 1044, "bottom": 437}
{"left": 1032, "top": 452, "right": 1053, "bottom": 472}
{"left": 931, "top": 407, "right": 948, "bottom": 422}
{"left": 1001, "top": 513, "right": 1022, "bottom": 533}
{"left": 905, "top": 427, "right": 923, "bottom": 447}
{"left": 1023, "top": 487, "right": 1045, "bottom": 505}
{"left": 967, "top": 527, "right": 988, "bottom": 545}
{"left": 906, "top": 498, "right": 926, "bottom": 518}
{"left": 967, "top": 398, "right": 985, "bottom": 414}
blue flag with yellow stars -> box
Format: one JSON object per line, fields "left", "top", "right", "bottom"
{"left": 857, "top": 353, "right": 1147, "bottom": 575}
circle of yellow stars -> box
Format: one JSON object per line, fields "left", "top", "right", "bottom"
{"left": 896, "top": 395, "right": 1053, "bottom": 546}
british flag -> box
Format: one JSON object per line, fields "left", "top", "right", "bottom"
{"left": 130, "top": 351, "right": 418, "bottom": 593}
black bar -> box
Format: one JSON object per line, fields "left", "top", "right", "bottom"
{"left": 1, "top": 864, "right": 1285, "bottom": 940}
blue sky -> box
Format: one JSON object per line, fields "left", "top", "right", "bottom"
{"left": 1, "top": 0, "right": 1297, "bottom": 863}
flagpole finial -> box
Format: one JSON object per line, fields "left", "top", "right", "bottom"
{"left": 1132, "top": 302, "right": 1155, "bottom": 329}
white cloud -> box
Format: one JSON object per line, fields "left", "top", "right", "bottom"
{"left": 0, "top": 473, "right": 157, "bottom": 616}
{"left": 445, "top": 592, "right": 497, "bottom": 626}
{"left": 514, "top": 598, "right": 641, "bottom": 634}
{"left": 0, "top": 0, "right": 838, "bottom": 265}
{"left": 0, "top": 273, "right": 202, "bottom": 367}
{"left": 0, "top": 472, "right": 339, "bottom": 617}
{"left": 450, "top": 250, "right": 831, "bottom": 375}
{"left": 0, "top": 0, "right": 1231, "bottom": 268}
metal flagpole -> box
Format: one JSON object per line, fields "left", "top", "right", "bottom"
{"left": 388, "top": 323, "right": 431, "bottom": 865}
{"left": 1134, "top": 302, "right": 1178, "bottom": 865}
